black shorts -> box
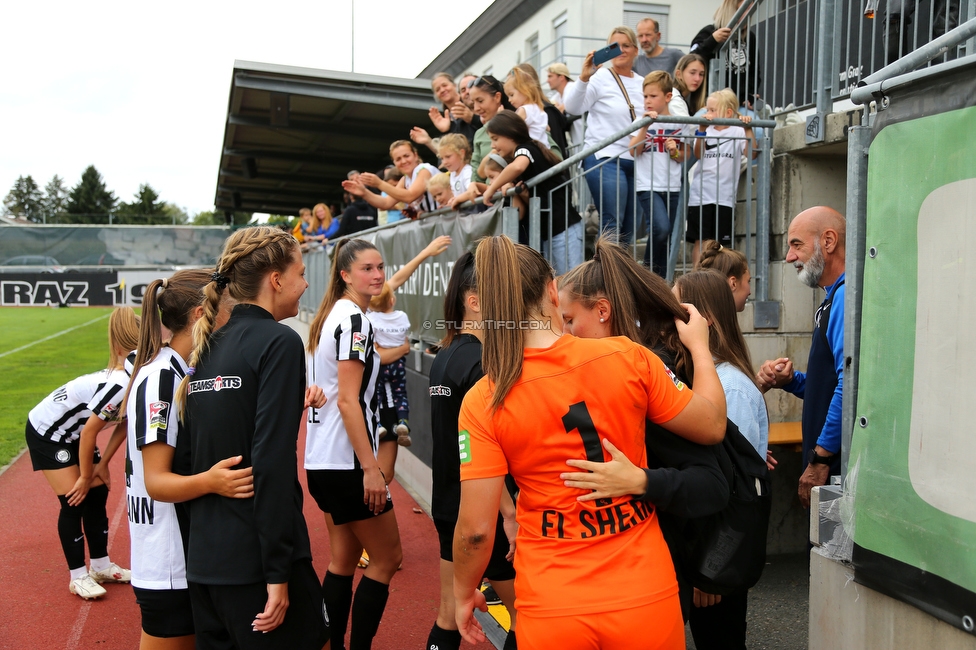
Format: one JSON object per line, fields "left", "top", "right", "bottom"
{"left": 685, "top": 204, "right": 734, "bottom": 246}
{"left": 434, "top": 515, "right": 516, "bottom": 582}
{"left": 25, "top": 423, "right": 101, "bottom": 471}
{"left": 133, "top": 586, "right": 195, "bottom": 638}
{"left": 306, "top": 469, "right": 394, "bottom": 526}
{"left": 190, "top": 559, "right": 329, "bottom": 650}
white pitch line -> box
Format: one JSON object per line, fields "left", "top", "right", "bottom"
{"left": 64, "top": 600, "right": 92, "bottom": 650}
{"left": 0, "top": 314, "right": 110, "bottom": 360}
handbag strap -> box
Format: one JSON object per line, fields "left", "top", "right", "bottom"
{"left": 608, "top": 69, "right": 637, "bottom": 122}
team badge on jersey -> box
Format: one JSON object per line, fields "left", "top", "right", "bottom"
{"left": 351, "top": 331, "right": 367, "bottom": 355}
{"left": 663, "top": 366, "right": 686, "bottom": 391}
{"left": 149, "top": 401, "right": 169, "bottom": 430}
{"left": 100, "top": 402, "right": 118, "bottom": 419}
{"left": 458, "top": 430, "right": 472, "bottom": 464}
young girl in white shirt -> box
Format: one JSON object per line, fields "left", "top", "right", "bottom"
{"left": 437, "top": 134, "right": 473, "bottom": 199}
{"left": 687, "top": 88, "right": 756, "bottom": 266}
{"left": 504, "top": 67, "right": 550, "bottom": 144}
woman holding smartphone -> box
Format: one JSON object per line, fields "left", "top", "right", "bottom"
{"left": 563, "top": 27, "right": 645, "bottom": 245}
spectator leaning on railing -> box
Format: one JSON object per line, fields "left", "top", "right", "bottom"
{"left": 564, "top": 26, "right": 645, "bottom": 244}
{"left": 345, "top": 141, "right": 440, "bottom": 219}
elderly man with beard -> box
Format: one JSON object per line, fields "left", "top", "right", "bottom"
{"left": 758, "top": 206, "right": 846, "bottom": 508}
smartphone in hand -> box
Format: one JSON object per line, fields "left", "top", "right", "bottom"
{"left": 592, "top": 42, "right": 622, "bottom": 66}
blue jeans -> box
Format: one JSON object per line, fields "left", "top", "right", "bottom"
{"left": 638, "top": 190, "right": 680, "bottom": 276}
{"left": 582, "top": 155, "right": 636, "bottom": 243}
{"left": 543, "top": 221, "right": 585, "bottom": 275}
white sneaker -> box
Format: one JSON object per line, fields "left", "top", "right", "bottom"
{"left": 69, "top": 574, "right": 107, "bottom": 600}
{"left": 89, "top": 563, "right": 131, "bottom": 584}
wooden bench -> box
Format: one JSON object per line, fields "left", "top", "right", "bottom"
{"left": 768, "top": 421, "right": 803, "bottom": 451}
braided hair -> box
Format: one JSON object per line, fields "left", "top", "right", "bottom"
{"left": 176, "top": 226, "right": 299, "bottom": 416}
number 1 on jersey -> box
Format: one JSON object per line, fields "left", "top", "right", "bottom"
{"left": 562, "top": 401, "right": 612, "bottom": 507}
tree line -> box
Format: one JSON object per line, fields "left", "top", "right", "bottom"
{"left": 2, "top": 165, "right": 252, "bottom": 226}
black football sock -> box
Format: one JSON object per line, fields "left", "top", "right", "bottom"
{"left": 426, "top": 623, "right": 463, "bottom": 650}
{"left": 81, "top": 484, "right": 109, "bottom": 559}
{"left": 57, "top": 495, "right": 86, "bottom": 571}
{"left": 349, "top": 576, "right": 390, "bottom": 650}
{"left": 322, "top": 570, "right": 354, "bottom": 650}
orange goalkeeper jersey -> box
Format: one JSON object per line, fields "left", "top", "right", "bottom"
{"left": 458, "top": 334, "right": 693, "bottom": 616}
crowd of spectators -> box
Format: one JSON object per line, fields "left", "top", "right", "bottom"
{"left": 290, "top": 2, "right": 765, "bottom": 282}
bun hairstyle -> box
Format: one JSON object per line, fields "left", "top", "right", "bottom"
{"left": 558, "top": 236, "right": 694, "bottom": 384}
{"left": 176, "top": 226, "right": 300, "bottom": 415}
{"left": 440, "top": 250, "right": 477, "bottom": 348}
{"left": 307, "top": 238, "right": 379, "bottom": 354}
{"left": 107, "top": 306, "right": 141, "bottom": 371}
{"left": 673, "top": 269, "right": 756, "bottom": 386}
{"left": 697, "top": 239, "right": 748, "bottom": 281}
{"left": 475, "top": 235, "right": 553, "bottom": 410}
{"left": 485, "top": 110, "right": 561, "bottom": 166}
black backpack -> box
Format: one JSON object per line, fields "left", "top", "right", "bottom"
{"left": 684, "top": 419, "right": 772, "bottom": 595}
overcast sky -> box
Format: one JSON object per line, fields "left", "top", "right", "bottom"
{"left": 1, "top": 0, "right": 494, "bottom": 217}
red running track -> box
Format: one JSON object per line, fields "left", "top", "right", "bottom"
{"left": 0, "top": 421, "right": 494, "bottom": 650}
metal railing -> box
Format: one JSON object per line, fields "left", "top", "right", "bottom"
{"left": 302, "top": 111, "right": 777, "bottom": 330}
{"left": 707, "top": 0, "right": 974, "bottom": 141}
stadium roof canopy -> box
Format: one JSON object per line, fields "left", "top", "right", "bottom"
{"left": 215, "top": 61, "right": 436, "bottom": 215}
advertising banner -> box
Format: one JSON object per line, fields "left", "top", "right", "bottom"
{"left": 851, "top": 98, "right": 976, "bottom": 633}
{"left": 0, "top": 270, "right": 178, "bottom": 307}
{"left": 368, "top": 207, "right": 503, "bottom": 344}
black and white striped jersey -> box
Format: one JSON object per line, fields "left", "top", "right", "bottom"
{"left": 124, "top": 346, "right": 189, "bottom": 590}
{"left": 407, "top": 162, "right": 441, "bottom": 214}
{"left": 306, "top": 298, "right": 380, "bottom": 470}
{"left": 28, "top": 368, "right": 128, "bottom": 444}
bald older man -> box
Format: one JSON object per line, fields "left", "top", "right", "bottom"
{"left": 758, "top": 207, "right": 846, "bottom": 509}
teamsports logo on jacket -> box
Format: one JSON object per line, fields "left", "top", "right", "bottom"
{"left": 429, "top": 385, "right": 451, "bottom": 397}
{"left": 149, "top": 401, "right": 169, "bottom": 430}
{"left": 351, "top": 332, "right": 367, "bottom": 354}
{"left": 187, "top": 375, "right": 243, "bottom": 394}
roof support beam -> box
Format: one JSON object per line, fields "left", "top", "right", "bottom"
{"left": 233, "top": 72, "right": 434, "bottom": 111}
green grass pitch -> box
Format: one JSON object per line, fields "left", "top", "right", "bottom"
{"left": 0, "top": 307, "right": 118, "bottom": 467}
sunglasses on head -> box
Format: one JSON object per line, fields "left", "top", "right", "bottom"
{"left": 468, "top": 75, "right": 502, "bottom": 92}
